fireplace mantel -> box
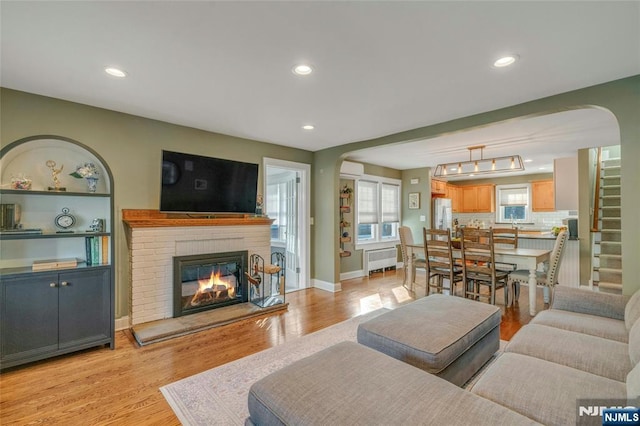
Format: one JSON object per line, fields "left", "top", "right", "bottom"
{"left": 122, "top": 209, "right": 274, "bottom": 228}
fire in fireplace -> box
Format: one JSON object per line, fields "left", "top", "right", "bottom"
{"left": 173, "top": 251, "right": 248, "bottom": 317}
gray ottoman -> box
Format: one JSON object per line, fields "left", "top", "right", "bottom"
{"left": 357, "top": 294, "right": 501, "bottom": 386}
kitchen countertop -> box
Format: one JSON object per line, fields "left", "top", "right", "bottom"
{"left": 519, "top": 233, "right": 579, "bottom": 241}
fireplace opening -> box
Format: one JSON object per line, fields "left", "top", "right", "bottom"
{"left": 173, "top": 251, "right": 248, "bottom": 317}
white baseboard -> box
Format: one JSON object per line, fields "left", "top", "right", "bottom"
{"left": 313, "top": 279, "right": 342, "bottom": 292}
{"left": 340, "top": 270, "right": 364, "bottom": 281}
{"left": 115, "top": 316, "right": 130, "bottom": 331}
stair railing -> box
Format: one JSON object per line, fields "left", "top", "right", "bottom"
{"left": 591, "top": 147, "right": 602, "bottom": 232}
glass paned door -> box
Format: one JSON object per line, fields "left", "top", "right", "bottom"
{"left": 266, "top": 166, "right": 305, "bottom": 291}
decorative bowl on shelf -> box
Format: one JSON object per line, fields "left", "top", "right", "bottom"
{"left": 10, "top": 176, "right": 32, "bottom": 190}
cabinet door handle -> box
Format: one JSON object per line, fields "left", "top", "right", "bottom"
{"left": 60, "top": 281, "right": 69, "bottom": 287}
{"left": 50, "top": 282, "right": 57, "bottom": 288}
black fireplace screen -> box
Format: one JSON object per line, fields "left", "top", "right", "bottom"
{"left": 173, "top": 251, "right": 248, "bottom": 317}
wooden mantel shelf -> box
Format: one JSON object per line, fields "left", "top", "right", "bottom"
{"left": 122, "top": 209, "right": 274, "bottom": 228}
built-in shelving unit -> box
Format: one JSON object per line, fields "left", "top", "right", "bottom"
{"left": 339, "top": 186, "right": 352, "bottom": 257}
{"left": 0, "top": 135, "right": 115, "bottom": 370}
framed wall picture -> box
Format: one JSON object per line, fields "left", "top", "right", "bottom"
{"left": 408, "top": 192, "right": 420, "bottom": 209}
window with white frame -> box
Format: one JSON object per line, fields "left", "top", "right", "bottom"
{"left": 496, "top": 184, "right": 531, "bottom": 224}
{"left": 356, "top": 177, "right": 401, "bottom": 246}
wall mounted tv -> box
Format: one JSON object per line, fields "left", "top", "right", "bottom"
{"left": 160, "top": 150, "right": 259, "bottom": 214}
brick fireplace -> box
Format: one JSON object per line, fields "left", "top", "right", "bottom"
{"left": 123, "top": 210, "right": 272, "bottom": 326}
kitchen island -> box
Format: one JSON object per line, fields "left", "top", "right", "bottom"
{"left": 517, "top": 234, "right": 580, "bottom": 287}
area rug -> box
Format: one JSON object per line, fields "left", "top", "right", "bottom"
{"left": 160, "top": 309, "right": 506, "bottom": 425}
{"left": 160, "top": 308, "right": 390, "bottom": 426}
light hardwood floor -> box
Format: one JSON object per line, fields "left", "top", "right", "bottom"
{"left": 0, "top": 271, "right": 544, "bottom": 425}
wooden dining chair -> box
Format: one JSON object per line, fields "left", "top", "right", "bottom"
{"left": 509, "top": 229, "right": 568, "bottom": 306}
{"left": 492, "top": 227, "right": 518, "bottom": 248}
{"left": 423, "top": 228, "right": 463, "bottom": 296}
{"left": 490, "top": 227, "right": 519, "bottom": 272}
{"left": 399, "top": 226, "right": 427, "bottom": 291}
{"left": 460, "top": 228, "right": 509, "bottom": 306}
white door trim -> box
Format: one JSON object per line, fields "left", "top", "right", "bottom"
{"left": 263, "top": 158, "right": 311, "bottom": 290}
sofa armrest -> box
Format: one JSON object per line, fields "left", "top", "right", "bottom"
{"left": 551, "top": 286, "right": 629, "bottom": 320}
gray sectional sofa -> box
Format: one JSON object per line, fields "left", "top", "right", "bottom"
{"left": 246, "top": 286, "right": 640, "bottom": 425}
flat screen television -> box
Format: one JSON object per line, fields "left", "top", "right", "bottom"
{"left": 160, "top": 150, "right": 259, "bottom": 214}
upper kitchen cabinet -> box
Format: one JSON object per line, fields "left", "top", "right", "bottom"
{"left": 431, "top": 178, "right": 447, "bottom": 196}
{"left": 446, "top": 184, "right": 461, "bottom": 213}
{"left": 461, "top": 184, "right": 495, "bottom": 213}
{"left": 554, "top": 157, "right": 579, "bottom": 211}
{"left": 532, "top": 180, "right": 555, "bottom": 211}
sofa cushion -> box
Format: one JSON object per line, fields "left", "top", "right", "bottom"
{"left": 247, "top": 341, "right": 541, "bottom": 426}
{"left": 505, "top": 324, "right": 631, "bottom": 381}
{"left": 531, "top": 309, "right": 628, "bottom": 342}
{"left": 627, "top": 361, "right": 640, "bottom": 402}
{"left": 552, "top": 286, "right": 627, "bottom": 320}
{"left": 629, "top": 318, "right": 640, "bottom": 366}
{"left": 357, "top": 294, "right": 500, "bottom": 379}
{"left": 626, "top": 290, "right": 640, "bottom": 331}
{"left": 470, "top": 352, "right": 627, "bottom": 426}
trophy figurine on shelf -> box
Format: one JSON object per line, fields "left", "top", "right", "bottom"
{"left": 255, "top": 194, "right": 264, "bottom": 216}
{"left": 46, "top": 160, "right": 66, "bottom": 191}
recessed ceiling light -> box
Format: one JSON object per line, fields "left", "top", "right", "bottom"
{"left": 493, "top": 55, "right": 519, "bottom": 68}
{"left": 293, "top": 64, "right": 313, "bottom": 76}
{"left": 302, "top": 124, "right": 315, "bottom": 130}
{"left": 105, "top": 67, "right": 127, "bottom": 78}
{"left": 524, "top": 159, "right": 533, "bottom": 163}
{"left": 538, "top": 167, "right": 547, "bottom": 170}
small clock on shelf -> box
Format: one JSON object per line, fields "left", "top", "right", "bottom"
{"left": 54, "top": 207, "right": 76, "bottom": 233}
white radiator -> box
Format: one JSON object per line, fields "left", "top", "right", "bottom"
{"left": 364, "top": 247, "right": 397, "bottom": 275}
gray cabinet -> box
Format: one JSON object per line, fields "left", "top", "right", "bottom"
{"left": 1, "top": 267, "right": 112, "bottom": 369}
{"left": 0, "top": 135, "right": 115, "bottom": 370}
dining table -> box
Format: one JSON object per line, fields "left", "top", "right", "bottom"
{"left": 407, "top": 243, "right": 551, "bottom": 316}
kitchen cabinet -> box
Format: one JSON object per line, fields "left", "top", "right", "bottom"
{"left": 532, "top": 180, "right": 555, "bottom": 211}
{"left": 431, "top": 179, "right": 447, "bottom": 195}
{"left": 1, "top": 268, "right": 112, "bottom": 368}
{"left": 446, "top": 184, "right": 461, "bottom": 213}
{"left": 461, "top": 184, "right": 495, "bottom": 213}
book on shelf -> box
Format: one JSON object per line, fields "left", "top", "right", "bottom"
{"left": 101, "top": 235, "right": 109, "bottom": 264}
{"left": 32, "top": 258, "right": 78, "bottom": 271}
{"left": 0, "top": 228, "right": 43, "bottom": 235}
{"left": 85, "top": 235, "right": 109, "bottom": 266}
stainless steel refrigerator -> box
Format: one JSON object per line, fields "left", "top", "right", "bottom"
{"left": 432, "top": 198, "right": 453, "bottom": 233}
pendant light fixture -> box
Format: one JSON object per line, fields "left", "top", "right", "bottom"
{"left": 433, "top": 145, "right": 524, "bottom": 178}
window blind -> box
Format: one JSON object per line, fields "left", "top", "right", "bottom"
{"left": 499, "top": 187, "right": 529, "bottom": 206}
{"left": 381, "top": 183, "right": 400, "bottom": 223}
{"left": 357, "top": 180, "right": 378, "bottom": 224}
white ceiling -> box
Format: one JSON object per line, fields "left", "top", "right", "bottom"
{"left": 1, "top": 1, "right": 639, "bottom": 173}
{"left": 347, "top": 107, "right": 621, "bottom": 176}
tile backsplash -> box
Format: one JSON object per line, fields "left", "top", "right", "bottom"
{"left": 453, "top": 211, "right": 572, "bottom": 230}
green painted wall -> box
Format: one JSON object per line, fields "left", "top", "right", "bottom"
{"left": 402, "top": 167, "right": 431, "bottom": 238}
{"left": 313, "top": 76, "right": 640, "bottom": 295}
{"left": 0, "top": 88, "right": 313, "bottom": 318}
